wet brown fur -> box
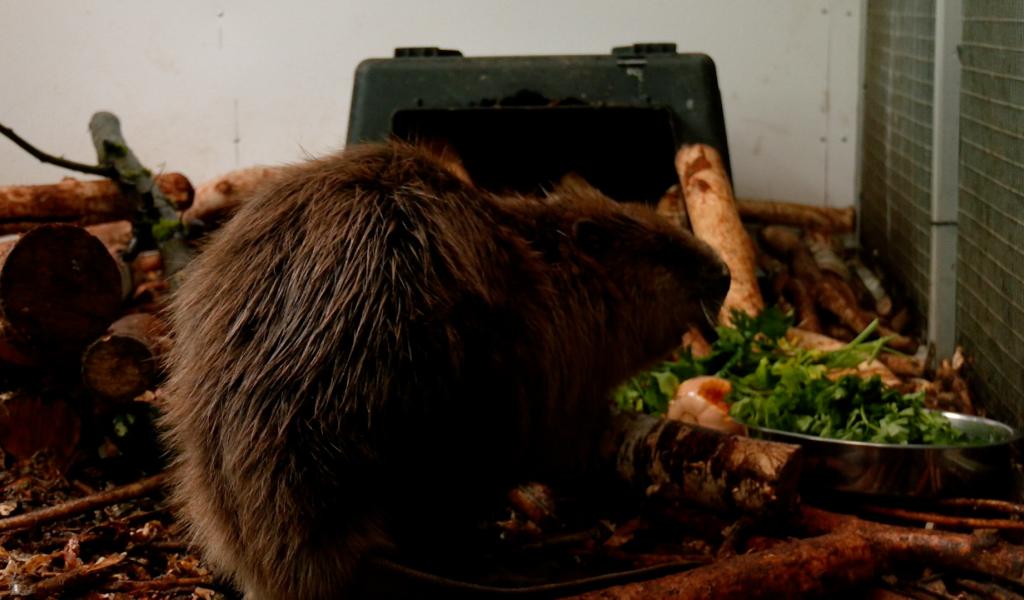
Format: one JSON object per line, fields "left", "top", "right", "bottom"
{"left": 160, "top": 141, "right": 729, "bottom": 599}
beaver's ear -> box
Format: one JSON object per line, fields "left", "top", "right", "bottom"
{"left": 553, "top": 173, "right": 594, "bottom": 195}
{"left": 572, "top": 218, "right": 613, "bottom": 256}
{"left": 548, "top": 173, "right": 613, "bottom": 205}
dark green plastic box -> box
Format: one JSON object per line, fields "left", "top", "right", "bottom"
{"left": 347, "top": 43, "right": 730, "bottom": 204}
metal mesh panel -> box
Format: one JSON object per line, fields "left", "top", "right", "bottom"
{"left": 955, "top": 0, "right": 1024, "bottom": 427}
{"left": 861, "top": 0, "right": 935, "bottom": 318}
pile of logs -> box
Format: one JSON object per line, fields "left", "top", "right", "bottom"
{"left": 0, "top": 114, "right": 282, "bottom": 469}
{"left": 0, "top": 149, "right": 293, "bottom": 462}
{"left": 0, "top": 215, "right": 176, "bottom": 464}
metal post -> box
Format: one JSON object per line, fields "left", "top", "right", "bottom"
{"left": 928, "top": 0, "right": 963, "bottom": 361}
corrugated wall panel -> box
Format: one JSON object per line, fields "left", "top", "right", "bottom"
{"left": 956, "top": 0, "right": 1024, "bottom": 427}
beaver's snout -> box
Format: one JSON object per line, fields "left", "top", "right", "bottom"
{"left": 701, "top": 256, "right": 731, "bottom": 307}
{"left": 674, "top": 231, "right": 730, "bottom": 313}
{"left": 697, "top": 257, "right": 731, "bottom": 329}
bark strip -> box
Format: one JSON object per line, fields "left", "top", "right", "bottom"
{"left": 736, "top": 198, "right": 855, "bottom": 233}
{"left": 604, "top": 412, "right": 802, "bottom": 516}
{"left": 676, "top": 144, "right": 764, "bottom": 324}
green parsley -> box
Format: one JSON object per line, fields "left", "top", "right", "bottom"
{"left": 613, "top": 308, "right": 974, "bottom": 445}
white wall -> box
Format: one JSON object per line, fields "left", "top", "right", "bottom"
{"left": 0, "top": 0, "right": 864, "bottom": 207}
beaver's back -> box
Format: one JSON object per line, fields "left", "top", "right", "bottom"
{"left": 161, "top": 141, "right": 729, "bottom": 599}
{"left": 162, "top": 143, "right": 589, "bottom": 598}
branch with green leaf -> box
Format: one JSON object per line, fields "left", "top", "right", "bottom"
{"left": 0, "top": 113, "right": 193, "bottom": 288}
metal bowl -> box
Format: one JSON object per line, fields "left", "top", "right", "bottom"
{"left": 744, "top": 412, "right": 1021, "bottom": 497}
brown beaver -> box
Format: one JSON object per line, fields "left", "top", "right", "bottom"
{"left": 160, "top": 141, "right": 729, "bottom": 599}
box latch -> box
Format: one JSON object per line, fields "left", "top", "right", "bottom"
{"left": 394, "top": 47, "right": 463, "bottom": 58}
{"left": 611, "top": 43, "right": 678, "bottom": 57}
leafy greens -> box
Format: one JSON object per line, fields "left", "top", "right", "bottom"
{"left": 613, "top": 308, "right": 973, "bottom": 445}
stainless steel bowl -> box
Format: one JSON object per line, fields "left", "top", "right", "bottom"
{"left": 744, "top": 412, "right": 1020, "bottom": 497}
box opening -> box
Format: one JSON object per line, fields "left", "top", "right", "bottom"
{"left": 393, "top": 105, "right": 680, "bottom": 204}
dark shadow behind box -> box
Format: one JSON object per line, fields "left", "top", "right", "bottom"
{"left": 347, "top": 43, "right": 730, "bottom": 205}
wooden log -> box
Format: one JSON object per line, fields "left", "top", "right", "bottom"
{"left": 759, "top": 225, "right": 801, "bottom": 252}
{"left": 112, "top": 248, "right": 170, "bottom": 313}
{"left": 153, "top": 172, "right": 196, "bottom": 210}
{"left": 85, "top": 220, "right": 133, "bottom": 253}
{"left": 506, "top": 482, "right": 558, "bottom": 526}
{"left": 784, "top": 276, "right": 822, "bottom": 333}
{"left": 820, "top": 274, "right": 916, "bottom": 352}
{"left": 771, "top": 268, "right": 791, "bottom": 297}
{"left": 805, "top": 231, "right": 851, "bottom": 280}
{"left": 757, "top": 253, "right": 787, "bottom": 278}
{"left": 603, "top": 412, "right": 802, "bottom": 516}
{"left": 575, "top": 506, "right": 1024, "bottom": 599}
{"left": 129, "top": 249, "right": 164, "bottom": 292}
{"left": 656, "top": 184, "right": 690, "bottom": 231}
{"left": 131, "top": 250, "right": 163, "bottom": 278}
{"left": 182, "top": 165, "right": 283, "bottom": 227}
{"left": 761, "top": 227, "right": 916, "bottom": 353}
{"left": 851, "top": 256, "right": 894, "bottom": 317}
{"left": 675, "top": 144, "right": 763, "bottom": 324}
{"left": 0, "top": 217, "right": 126, "bottom": 235}
{"left": 736, "top": 198, "right": 856, "bottom": 233}
{"left": 81, "top": 313, "right": 170, "bottom": 401}
{"left": 799, "top": 507, "right": 1024, "bottom": 587}
{"left": 0, "top": 225, "right": 124, "bottom": 358}
{"left": 0, "top": 393, "right": 80, "bottom": 464}
{"left": 817, "top": 274, "right": 875, "bottom": 331}
{"left": 84, "top": 221, "right": 133, "bottom": 301}
{"left": 0, "top": 173, "right": 193, "bottom": 228}
{"left": 762, "top": 228, "right": 860, "bottom": 332}
{"left": 888, "top": 307, "right": 911, "bottom": 334}
{"left": 571, "top": 530, "right": 878, "bottom": 599}
{"left": 877, "top": 353, "right": 925, "bottom": 378}
{"left": 681, "top": 326, "right": 712, "bottom": 358}
{"left": 789, "top": 328, "right": 901, "bottom": 378}
{"left": 825, "top": 324, "right": 856, "bottom": 342}
{"left": 0, "top": 319, "right": 34, "bottom": 365}
{"left": 83, "top": 221, "right": 171, "bottom": 304}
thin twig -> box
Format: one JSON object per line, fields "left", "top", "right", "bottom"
{"left": 143, "top": 541, "right": 193, "bottom": 553}
{"left": 954, "top": 577, "right": 1024, "bottom": 600}
{"left": 0, "top": 122, "right": 115, "bottom": 178}
{"left": 860, "top": 505, "right": 1024, "bottom": 531}
{"left": 99, "top": 576, "right": 215, "bottom": 593}
{"left": 0, "top": 474, "right": 166, "bottom": 533}
{"left": 28, "top": 552, "right": 126, "bottom": 597}
{"left": 70, "top": 479, "right": 97, "bottom": 496}
{"left": 938, "top": 498, "right": 1024, "bottom": 516}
